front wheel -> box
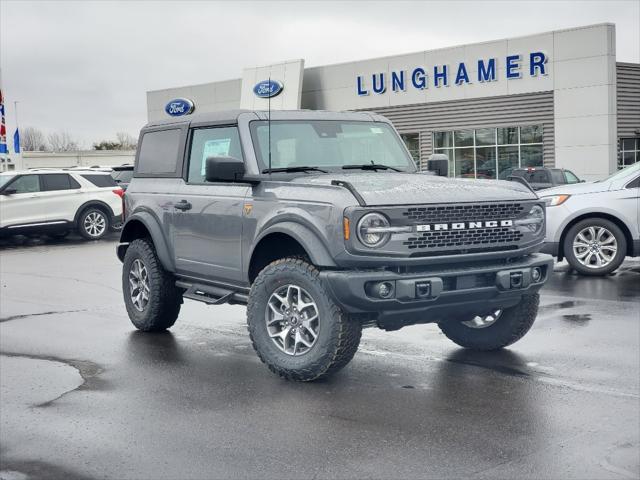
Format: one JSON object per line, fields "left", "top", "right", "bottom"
{"left": 247, "top": 258, "right": 362, "bottom": 382}
{"left": 563, "top": 218, "right": 626, "bottom": 276}
{"left": 438, "top": 294, "right": 539, "bottom": 350}
{"left": 122, "top": 238, "right": 182, "bottom": 332}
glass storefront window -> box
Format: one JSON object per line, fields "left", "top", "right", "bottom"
{"left": 475, "top": 128, "right": 495, "bottom": 147}
{"left": 454, "top": 148, "right": 474, "bottom": 178}
{"left": 521, "top": 145, "right": 544, "bottom": 167}
{"left": 497, "top": 127, "right": 518, "bottom": 145}
{"left": 434, "top": 131, "right": 453, "bottom": 148}
{"left": 433, "top": 125, "right": 544, "bottom": 179}
{"left": 454, "top": 130, "right": 474, "bottom": 147}
{"left": 497, "top": 146, "right": 520, "bottom": 179}
{"left": 520, "top": 125, "right": 543, "bottom": 144}
{"left": 476, "top": 147, "right": 497, "bottom": 179}
{"left": 618, "top": 138, "right": 639, "bottom": 169}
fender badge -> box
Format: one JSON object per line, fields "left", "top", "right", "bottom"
{"left": 243, "top": 203, "right": 253, "bottom": 215}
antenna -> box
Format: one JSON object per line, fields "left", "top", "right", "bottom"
{"left": 268, "top": 75, "right": 272, "bottom": 176}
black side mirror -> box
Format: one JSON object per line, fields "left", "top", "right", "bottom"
{"left": 0, "top": 188, "right": 17, "bottom": 195}
{"left": 205, "top": 156, "right": 245, "bottom": 182}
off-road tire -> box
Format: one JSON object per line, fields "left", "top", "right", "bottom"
{"left": 247, "top": 258, "right": 362, "bottom": 382}
{"left": 563, "top": 218, "right": 626, "bottom": 276}
{"left": 438, "top": 294, "right": 539, "bottom": 350}
{"left": 78, "top": 207, "right": 110, "bottom": 240}
{"left": 122, "top": 238, "right": 182, "bottom": 332}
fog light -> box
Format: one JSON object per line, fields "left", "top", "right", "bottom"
{"left": 531, "top": 267, "right": 542, "bottom": 282}
{"left": 510, "top": 272, "right": 523, "bottom": 288}
{"left": 378, "top": 282, "right": 393, "bottom": 298}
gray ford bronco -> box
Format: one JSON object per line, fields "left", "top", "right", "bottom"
{"left": 118, "top": 109, "right": 552, "bottom": 381}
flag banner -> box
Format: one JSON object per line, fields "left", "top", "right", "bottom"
{"left": 0, "top": 88, "right": 7, "bottom": 154}
{"left": 14, "top": 128, "right": 20, "bottom": 154}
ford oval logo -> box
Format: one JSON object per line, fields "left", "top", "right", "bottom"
{"left": 165, "top": 98, "right": 195, "bottom": 117}
{"left": 253, "top": 80, "right": 284, "bottom": 98}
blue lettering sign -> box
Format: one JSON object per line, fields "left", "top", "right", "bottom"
{"left": 506, "top": 55, "right": 522, "bottom": 79}
{"left": 411, "top": 67, "right": 427, "bottom": 89}
{"left": 391, "top": 71, "right": 405, "bottom": 92}
{"left": 530, "top": 51, "right": 547, "bottom": 76}
{"left": 478, "top": 58, "right": 496, "bottom": 82}
{"left": 434, "top": 65, "right": 448, "bottom": 87}
{"left": 455, "top": 62, "right": 470, "bottom": 85}
{"left": 372, "top": 73, "right": 386, "bottom": 94}
{"left": 357, "top": 76, "right": 369, "bottom": 96}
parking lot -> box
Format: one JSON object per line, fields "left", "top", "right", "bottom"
{"left": 1, "top": 235, "right": 639, "bottom": 480}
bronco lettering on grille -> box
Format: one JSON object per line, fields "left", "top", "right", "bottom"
{"left": 415, "top": 220, "right": 513, "bottom": 232}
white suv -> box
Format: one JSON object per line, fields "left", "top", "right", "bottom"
{"left": 0, "top": 169, "right": 124, "bottom": 240}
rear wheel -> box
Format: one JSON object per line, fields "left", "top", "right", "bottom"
{"left": 78, "top": 208, "right": 109, "bottom": 240}
{"left": 122, "top": 238, "right": 182, "bottom": 332}
{"left": 247, "top": 258, "right": 362, "bottom": 381}
{"left": 563, "top": 218, "right": 626, "bottom": 276}
{"left": 438, "top": 294, "right": 539, "bottom": 350}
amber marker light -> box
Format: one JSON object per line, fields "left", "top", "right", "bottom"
{"left": 343, "top": 217, "right": 350, "bottom": 240}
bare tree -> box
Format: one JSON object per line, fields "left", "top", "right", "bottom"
{"left": 115, "top": 131, "right": 137, "bottom": 150}
{"left": 47, "top": 131, "right": 79, "bottom": 152}
{"left": 20, "top": 126, "right": 48, "bottom": 151}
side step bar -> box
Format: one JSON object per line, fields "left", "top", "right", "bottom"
{"left": 176, "top": 281, "right": 249, "bottom": 306}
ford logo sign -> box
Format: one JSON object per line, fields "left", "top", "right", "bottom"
{"left": 253, "top": 80, "right": 284, "bottom": 98}
{"left": 165, "top": 98, "right": 195, "bottom": 117}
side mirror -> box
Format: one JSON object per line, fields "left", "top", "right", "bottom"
{"left": 0, "top": 188, "right": 17, "bottom": 196}
{"left": 205, "top": 156, "right": 245, "bottom": 182}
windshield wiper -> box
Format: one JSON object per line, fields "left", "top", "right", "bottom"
{"left": 262, "top": 166, "right": 328, "bottom": 174}
{"left": 342, "top": 164, "right": 402, "bottom": 172}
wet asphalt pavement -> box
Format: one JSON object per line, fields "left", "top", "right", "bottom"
{"left": 0, "top": 235, "right": 639, "bottom": 480}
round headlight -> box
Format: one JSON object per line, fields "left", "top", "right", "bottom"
{"left": 527, "top": 205, "right": 544, "bottom": 234}
{"left": 357, "top": 212, "right": 390, "bottom": 248}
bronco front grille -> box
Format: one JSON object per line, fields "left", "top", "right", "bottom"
{"left": 403, "top": 226, "right": 524, "bottom": 251}
{"left": 402, "top": 203, "right": 525, "bottom": 223}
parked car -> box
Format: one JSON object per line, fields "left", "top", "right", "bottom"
{"left": 111, "top": 164, "right": 134, "bottom": 190}
{"left": 0, "top": 169, "right": 124, "bottom": 240}
{"left": 499, "top": 167, "right": 582, "bottom": 190}
{"left": 540, "top": 162, "right": 640, "bottom": 275}
{"left": 117, "top": 109, "right": 552, "bottom": 382}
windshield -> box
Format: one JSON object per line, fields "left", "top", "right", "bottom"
{"left": 250, "top": 120, "right": 416, "bottom": 172}
{"left": 599, "top": 162, "right": 640, "bottom": 183}
{"left": 0, "top": 174, "right": 16, "bottom": 189}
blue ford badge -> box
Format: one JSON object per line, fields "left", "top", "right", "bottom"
{"left": 165, "top": 98, "right": 195, "bottom": 117}
{"left": 253, "top": 80, "right": 284, "bottom": 98}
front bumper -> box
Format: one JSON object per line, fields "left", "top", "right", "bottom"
{"left": 320, "top": 253, "right": 553, "bottom": 328}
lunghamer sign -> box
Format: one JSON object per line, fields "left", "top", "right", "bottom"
{"left": 356, "top": 51, "right": 548, "bottom": 96}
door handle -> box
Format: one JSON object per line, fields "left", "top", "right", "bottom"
{"left": 174, "top": 200, "right": 192, "bottom": 211}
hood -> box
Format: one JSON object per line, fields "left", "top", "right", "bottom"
{"left": 540, "top": 180, "right": 611, "bottom": 197}
{"left": 291, "top": 172, "right": 536, "bottom": 206}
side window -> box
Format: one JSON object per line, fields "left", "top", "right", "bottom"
{"left": 187, "top": 127, "right": 243, "bottom": 183}
{"left": 565, "top": 170, "right": 580, "bottom": 184}
{"left": 137, "top": 129, "right": 181, "bottom": 175}
{"left": 40, "top": 174, "right": 80, "bottom": 191}
{"left": 550, "top": 170, "right": 566, "bottom": 184}
{"left": 81, "top": 174, "right": 117, "bottom": 187}
{"left": 528, "top": 170, "right": 549, "bottom": 184}
{"left": 626, "top": 176, "right": 640, "bottom": 189}
{"left": 7, "top": 175, "right": 40, "bottom": 194}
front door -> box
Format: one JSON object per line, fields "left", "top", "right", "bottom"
{"left": 172, "top": 125, "right": 249, "bottom": 283}
{"left": 0, "top": 174, "right": 49, "bottom": 228}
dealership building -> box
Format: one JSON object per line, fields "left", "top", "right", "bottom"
{"left": 147, "top": 23, "right": 639, "bottom": 181}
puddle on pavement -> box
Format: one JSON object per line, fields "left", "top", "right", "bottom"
{"left": 562, "top": 313, "right": 592, "bottom": 325}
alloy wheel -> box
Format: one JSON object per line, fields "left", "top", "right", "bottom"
{"left": 265, "top": 284, "right": 320, "bottom": 356}
{"left": 572, "top": 226, "right": 617, "bottom": 269}
{"left": 129, "top": 259, "right": 150, "bottom": 311}
{"left": 84, "top": 211, "right": 106, "bottom": 238}
{"left": 462, "top": 310, "right": 502, "bottom": 329}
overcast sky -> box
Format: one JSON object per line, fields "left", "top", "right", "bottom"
{"left": 1, "top": 0, "right": 639, "bottom": 148}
